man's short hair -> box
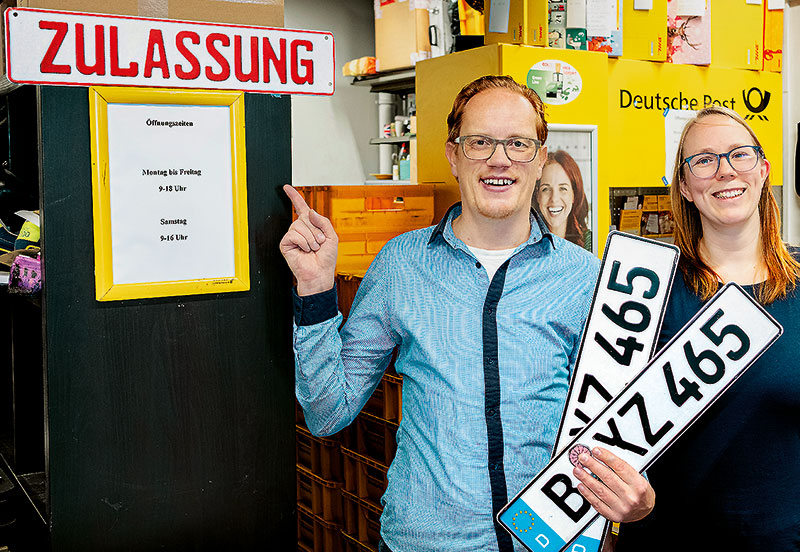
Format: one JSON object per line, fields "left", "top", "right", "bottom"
{"left": 446, "top": 75, "right": 548, "bottom": 144}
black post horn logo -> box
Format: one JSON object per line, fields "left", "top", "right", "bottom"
{"left": 742, "top": 87, "right": 771, "bottom": 121}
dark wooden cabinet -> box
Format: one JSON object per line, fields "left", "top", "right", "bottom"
{"left": 1, "top": 85, "right": 297, "bottom": 551}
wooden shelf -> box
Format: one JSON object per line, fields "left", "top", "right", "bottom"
{"left": 369, "top": 136, "right": 413, "bottom": 145}
{"left": 351, "top": 69, "right": 415, "bottom": 93}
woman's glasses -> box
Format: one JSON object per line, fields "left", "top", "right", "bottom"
{"left": 682, "top": 145, "right": 764, "bottom": 178}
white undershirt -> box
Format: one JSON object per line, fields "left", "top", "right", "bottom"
{"left": 467, "top": 245, "right": 516, "bottom": 281}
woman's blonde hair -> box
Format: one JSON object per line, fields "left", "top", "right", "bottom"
{"left": 670, "top": 105, "right": 800, "bottom": 304}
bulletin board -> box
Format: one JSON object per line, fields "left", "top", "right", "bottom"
{"left": 89, "top": 87, "right": 249, "bottom": 301}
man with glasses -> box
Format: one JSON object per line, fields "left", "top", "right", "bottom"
{"left": 281, "top": 75, "right": 654, "bottom": 552}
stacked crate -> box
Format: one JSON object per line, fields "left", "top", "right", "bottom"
{"left": 296, "top": 274, "right": 402, "bottom": 552}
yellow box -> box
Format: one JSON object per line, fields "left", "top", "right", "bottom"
{"left": 483, "top": 0, "right": 548, "bottom": 46}
{"left": 621, "top": 0, "right": 667, "bottom": 62}
{"left": 657, "top": 195, "right": 671, "bottom": 211}
{"left": 642, "top": 195, "right": 659, "bottom": 211}
{"left": 711, "top": 0, "right": 762, "bottom": 70}
{"left": 459, "top": 0, "right": 485, "bottom": 35}
{"left": 619, "top": 209, "right": 642, "bottom": 235}
{"left": 296, "top": 185, "right": 434, "bottom": 274}
{"left": 762, "top": 5, "right": 783, "bottom": 72}
{"left": 374, "top": 0, "right": 431, "bottom": 72}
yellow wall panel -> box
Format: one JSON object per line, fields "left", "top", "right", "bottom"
{"left": 608, "top": 58, "right": 782, "bottom": 189}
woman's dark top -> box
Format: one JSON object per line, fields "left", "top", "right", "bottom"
{"left": 618, "top": 258, "right": 800, "bottom": 551}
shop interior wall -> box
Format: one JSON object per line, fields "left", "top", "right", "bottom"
{"left": 286, "top": 0, "right": 378, "bottom": 186}
{"left": 784, "top": 0, "right": 800, "bottom": 244}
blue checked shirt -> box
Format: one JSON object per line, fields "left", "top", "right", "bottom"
{"left": 293, "top": 204, "right": 600, "bottom": 552}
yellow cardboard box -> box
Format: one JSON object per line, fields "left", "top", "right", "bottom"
{"left": 711, "top": 0, "right": 761, "bottom": 70}
{"left": 762, "top": 4, "right": 782, "bottom": 73}
{"left": 621, "top": 0, "right": 667, "bottom": 62}
{"left": 483, "top": 0, "right": 548, "bottom": 46}
{"left": 375, "top": 0, "right": 431, "bottom": 72}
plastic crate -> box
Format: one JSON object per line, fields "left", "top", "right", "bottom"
{"left": 353, "top": 411, "right": 399, "bottom": 466}
{"left": 296, "top": 465, "right": 343, "bottom": 524}
{"left": 341, "top": 489, "right": 383, "bottom": 548}
{"left": 297, "top": 502, "right": 343, "bottom": 552}
{"left": 296, "top": 424, "right": 344, "bottom": 482}
{"left": 335, "top": 273, "right": 362, "bottom": 320}
{"left": 342, "top": 447, "right": 389, "bottom": 506}
{"left": 341, "top": 529, "right": 377, "bottom": 552}
{"left": 296, "top": 185, "right": 434, "bottom": 275}
{"left": 363, "top": 373, "right": 403, "bottom": 422}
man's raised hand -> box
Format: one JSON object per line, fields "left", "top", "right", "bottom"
{"left": 279, "top": 184, "right": 338, "bottom": 296}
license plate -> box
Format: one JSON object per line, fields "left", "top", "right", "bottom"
{"left": 498, "top": 282, "right": 782, "bottom": 551}
{"left": 551, "top": 232, "right": 679, "bottom": 551}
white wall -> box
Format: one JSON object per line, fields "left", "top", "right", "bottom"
{"left": 783, "top": 0, "right": 800, "bottom": 243}
{"left": 285, "top": 0, "right": 378, "bottom": 185}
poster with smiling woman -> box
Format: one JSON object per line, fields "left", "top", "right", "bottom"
{"left": 533, "top": 124, "right": 597, "bottom": 254}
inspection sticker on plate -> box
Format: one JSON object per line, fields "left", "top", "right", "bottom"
{"left": 548, "top": 232, "right": 680, "bottom": 551}
{"left": 498, "top": 282, "right": 782, "bottom": 551}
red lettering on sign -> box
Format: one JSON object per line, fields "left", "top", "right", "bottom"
{"left": 144, "top": 29, "right": 170, "bottom": 78}
{"left": 263, "top": 37, "right": 286, "bottom": 84}
{"left": 206, "top": 33, "right": 230, "bottom": 81}
{"left": 109, "top": 26, "right": 138, "bottom": 77}
{"left": 75, "top": 24, "right": 105, "bottom": 76}
{"left": 39, "top": 20, "right": 71, "bottom": 74}
{"left": 234, "top": 35, "right": 259, "bottom": 83}
{"left": 291, "top": 40, "right": 314, "bottom": 85}
{"left": 174, "top": 31, "right": 201, "bottom": 80}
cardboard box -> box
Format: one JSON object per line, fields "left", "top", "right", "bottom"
{"left": 619, "top": 209, "right": 643, "bottom": 235}
{"left": 16, "top": 0, "right": 284, "bottom": 27}
{"left": 762, "top": 4, "right": 782, "bottom": 72}
{"left": 375, "top": 0, "right": 431, "bottom": 72}
{"left": 621, "top": 0, "right": 667, "bottom": 62}
{"left": 484, "top": 0, "right": 548, "bottom": 46}
{"left": 710, "top": 0, "right": 761, "bottom": 70}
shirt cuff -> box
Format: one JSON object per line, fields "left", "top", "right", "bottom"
{"left": 293, "top": 285, "right": 338, "bottom": 326}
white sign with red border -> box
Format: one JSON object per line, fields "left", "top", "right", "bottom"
{"left": 5, "top": 7, "right": 335, "bottom": 95}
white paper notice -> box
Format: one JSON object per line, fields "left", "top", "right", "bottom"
{"left": 634, "top": 0, "right": 653, "bottom": 9}
{"left": 665, "top": 109, "right": 697, "bottom": 180}
{"left": 488, "top": 0, "right": 511, "bottom": 33}
{"left": 567, "top": 0, "right": 588, "bottom": 27}
{"left": 106, "top": 103, "right": 235, "bottom": 285}
{"left": 675, "top": 0, "right": 706, "bottom": 16}
{"left": 745, "top": 0, "right": 762, "bottom": 5}
{"left": 587, "top": 0, "right": 617, "bottom": 37}
{"left": 767, "top": 0, "right": 783, "bottom": 9}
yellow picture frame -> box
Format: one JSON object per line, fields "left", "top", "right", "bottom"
{"left": 89, "top": 86, "right": 249, "bottom": 301}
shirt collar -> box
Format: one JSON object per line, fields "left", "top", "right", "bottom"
{"left": 428, "top": 202, "right": 557, "bottom": 251}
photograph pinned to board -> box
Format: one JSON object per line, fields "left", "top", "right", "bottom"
{"left": 89, "top": 86, "right": 250, "bottom": 301}
{"left": 533, "top": 124, "right": 598, "bottom": 254}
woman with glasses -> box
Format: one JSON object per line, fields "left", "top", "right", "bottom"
{"left": 617, "top": 106, "right": 800, "bottom": 550}
{"left": 533, "top": 150, "right": 591, "bottom": 250}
